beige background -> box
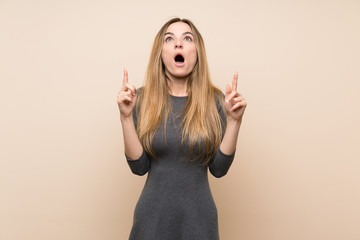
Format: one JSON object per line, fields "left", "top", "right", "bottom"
{"left": 1, "top": 0, "right": 359, "bottom": 239}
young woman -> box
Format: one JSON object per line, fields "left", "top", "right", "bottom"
{"left": 117, "top": 18, "right": 247, "bottom": 240}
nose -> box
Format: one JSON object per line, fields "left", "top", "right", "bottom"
{"left": 175, "top": 39, "right": 183, "bottom": 49}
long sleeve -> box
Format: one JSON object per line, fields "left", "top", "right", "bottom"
{"left": 208, "top": 93, "right": 235, "bottom": 178}
{"left": 125, "top": 89, "right": 151, "bottom": 176}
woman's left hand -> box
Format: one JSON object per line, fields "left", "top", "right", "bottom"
{"left": 224, "top": 72, "right": 247, "bottom": 121}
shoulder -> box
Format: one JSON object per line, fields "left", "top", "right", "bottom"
{"left": 132, "top": 87, "right": 143, "bottom": 125}
{"left": 135, "top": 87, "right": 143, "bottom": 106}
{"left": 213, "top": 88, "right": 225, "bottom": 110}
{"left": 136, "top": 87, "right": 143, "bottom": 95}
{"left": 212, "top": 88, "right": 227, "bottom": 127}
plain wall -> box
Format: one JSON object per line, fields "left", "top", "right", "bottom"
{"left": 1, "top": 0, "right": 359, "bottom": 239}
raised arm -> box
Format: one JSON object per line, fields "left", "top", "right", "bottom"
{"left": 220, "top": 72, "right": 247, "bottom": 155}
{"left": 209, "top": 72, "right": 247, "bottom": 178}
{"left": 117, "top": 69, "right": 150, "bottom": 175}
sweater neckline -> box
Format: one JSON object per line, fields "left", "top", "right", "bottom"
{"left": 169, "top": 94, "right": 188, "bottom": 99}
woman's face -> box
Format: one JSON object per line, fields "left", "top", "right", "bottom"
{"left": 161, "top": 22, "right": 197, "bottom": 80}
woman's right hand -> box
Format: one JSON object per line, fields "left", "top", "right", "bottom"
{"left": 117, "top": 68, "right": 137, "bottom": 119}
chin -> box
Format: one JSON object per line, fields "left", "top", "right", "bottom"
{"left": 174, "top": 73, "right": 191, "bottom": 79}
{"left": 167, "top": 70, "right": 191, "bottom": 79}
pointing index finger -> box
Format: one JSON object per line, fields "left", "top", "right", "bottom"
{"left": 232, "top": 72, "right": 238, "bottom": 91}
{"left": 123, "top": 68, "right": 128, "bottom": 86}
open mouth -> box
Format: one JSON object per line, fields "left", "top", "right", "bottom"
{"left": 174, "top": 54, "right": 185, "bottom": 63}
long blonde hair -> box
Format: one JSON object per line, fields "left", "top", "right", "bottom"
{"left": 137, "top": 18, "right": 224, "bottom": 165}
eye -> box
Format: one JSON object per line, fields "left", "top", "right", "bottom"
{"left": 165, "top": 37, "right": 173, "bottom": 42}
{"left": 184, "top": 36, "right": 192, "bottom": 41}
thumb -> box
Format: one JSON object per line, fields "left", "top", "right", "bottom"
{"left": 131, "top": 90, "right": 138, "bottom": 105}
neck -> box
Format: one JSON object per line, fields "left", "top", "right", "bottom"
{"left": 167, "top": 76, "right": 189, "bottom": 97}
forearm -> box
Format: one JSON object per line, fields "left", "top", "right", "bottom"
{"left": 120, "top": 115, "right": 143, "bottom": 160}
{"left": 219, "top": 116, "right": 242, "bottom": 155}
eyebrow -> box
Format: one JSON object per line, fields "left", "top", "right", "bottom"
{"left": 164, "top": 32, "right": 194, "bottom": 36}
